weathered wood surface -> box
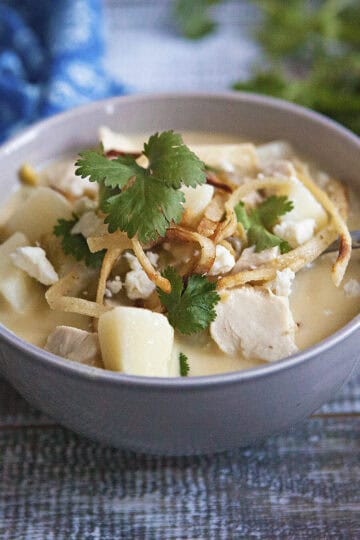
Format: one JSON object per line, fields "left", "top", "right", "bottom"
{"left": 0, "top": 377, "right": 359, "bottom": 539}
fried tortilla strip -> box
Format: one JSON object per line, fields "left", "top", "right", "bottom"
{"left": 96, "top": 248, "right": 123, "bottom": 305}
{"left": 87, "top": 230, "right": 132, "bottom": 253}
{"left": 46, "top": 265, "right": 110, "bottom": 318}
{"left": 166, "top": 226, "right": 216, "bottom": 275}
{"left": 217, "top": 226, "right": 337, "bottom": 290}
{"left": 296, "top": 171, "right": 351, "bottom": 286}
{"left": 131, "top": 237, "right": 171, "bottom": 293}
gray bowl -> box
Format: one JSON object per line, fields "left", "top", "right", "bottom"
{"left": 0, "top": 93, "right": 359, "bottom": 455}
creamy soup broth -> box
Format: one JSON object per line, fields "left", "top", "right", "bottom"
{"left": 0, "top": 132, "right": 359, "bottom": 376}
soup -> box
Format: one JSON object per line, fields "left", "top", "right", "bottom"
{"left": 0, "top": 129, "right": 358, "bottom": 376}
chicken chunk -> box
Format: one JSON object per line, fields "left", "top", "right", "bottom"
{"left": 45, "top": 326, "right": 101, "bottom": 367}
{"left": 210, "top": 287, "right": 298, "bottom": 362}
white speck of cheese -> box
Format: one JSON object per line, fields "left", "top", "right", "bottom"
{"left": 208, "top": 245, "right": 236, "bottom": 276}
{"left": 10, "top": 246, "right": 58, "bottom": 286}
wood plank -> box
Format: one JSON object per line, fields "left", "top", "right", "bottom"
{"left": 0, "top": 417, "right": 359, "bottom": 539}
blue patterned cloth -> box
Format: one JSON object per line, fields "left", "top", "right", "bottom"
{"left": 0, "top": 0, "right": 125, "bottom": 141}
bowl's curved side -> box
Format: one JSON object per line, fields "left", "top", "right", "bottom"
{"left": 0, "top": 326, "right": 358, "bottom": 455}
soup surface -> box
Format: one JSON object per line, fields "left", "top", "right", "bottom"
{"left": 0, "top": 131, "right": 359, "bottom": 376}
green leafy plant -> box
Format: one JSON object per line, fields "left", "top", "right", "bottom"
{"left": 174, "top": 0, "right": 360, "bottom": 133}
{"left": 179, "top": 352, "right": 190, "bottom": 376}
{"left": 53, "top": 217, "right": 105, "bottom": 269}
{"left": 235, "top": 195, "right": 293, "bottom": 253}
{"left": 75, "top": 131, "right": 206, "bottom": 243}
{"left": 157, "top": 266, "right": 220, "bottom": 334}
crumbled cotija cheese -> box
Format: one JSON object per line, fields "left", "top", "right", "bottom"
{"left": 10, "top": 246, "right": 58, "bottom": 286}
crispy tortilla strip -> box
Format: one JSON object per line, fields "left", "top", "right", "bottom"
{"left": 46, "top": 265, "right": 110, "bottom": 318}
{"left": 213, "top": 209, "right": 237, "bottom": 244}
{"left": 131, "top": 237, "right": 171, "bottom": 293}
{"left": 96, "top": 248, "right": 123, "bottom": 304}
{"left": 323, "top": 177, "right": 349, "bottom": 220}
{"left": 217, "top": 226, "right": 337, "bottom": 290}
{"left": 206, "top": 171, "right": 235, "bottom": 193}
{"left": 87, "top": 230, "right": 132, "bottom": 253}
{"left": 197, "top": 192, "right": 227, "bottom": 237}
{"left": 296, "top": 171, "right": 351, "bottom": 286}
{"left": 166, "top": 226, "right": 216, "bottom": 275}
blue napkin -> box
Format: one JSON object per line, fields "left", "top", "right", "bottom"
{"left": 0, "top": 0, "right": 125, "bottom": 141}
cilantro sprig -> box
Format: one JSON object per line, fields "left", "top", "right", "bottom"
{"left": 157, "top": 267, "right": 220, "bottom": 335}
{"left": 179, "top": 352, "right": 190, "bottom": 376}
{"left": 235, "top": 196, "right": 293, "bottom": 254}
{"left": 75, "top": 131, "right": 206, "bottom": 243}
{"left": 53, "top": 217, "right": 105, "bottom": 269}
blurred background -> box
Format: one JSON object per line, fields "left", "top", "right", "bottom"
{"left": 0, "top": 0, "right": 359, "bottom": 141}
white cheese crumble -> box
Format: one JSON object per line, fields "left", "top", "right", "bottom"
{"left": 124, "top": 251, "right": 157, "bottom": 300}
{"left": 268, "top": 269, "right": 295, "bottom": 297}
{"left": 181, "top": 184, "right": 214, "bottom": 221}
{"left": 343, "top": 279, "right": 360, "bottom": 298}
{"left": 105, "top": 276, "right": 122, "bottom": 298}
{"left": 273, "top": 219, "right": 316, "bottom": 248}
{"left": 208, "top": 245, "right": 236, "bottom": 276}
{"left": 73, "top": 196, "right": 97, "bottom": 217}
{"left": 71, "top": 211, "right": 104, "bottom": 239}
{"left": 10, "top": 246, "right": 58, "bottom": 286}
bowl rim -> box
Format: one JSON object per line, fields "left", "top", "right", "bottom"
{"left": 0, "top": 91, "right": 359, "bottom": 389}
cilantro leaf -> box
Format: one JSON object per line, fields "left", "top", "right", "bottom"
{"left": 75, "top": 131, "right": 206, "bottom": 243}
{"left": 254, "top": 195, "right": 294, "bottom": 229}
{"left": 179, "top": 352, "right": 190, "bottom": 376}
{"left": 247, "top": 225, "right": 291, "bottom": 254}
{"left": 75, "top": 151, "right": 141, "bottom": 189}
{"left": 53, "top": 217, "right": 105, "bottom": 269}
{"left": 105, "top": 177, "right": 185, "bottom": 243}
{"left": 235, "top": 196, "right": 293, "bottom": 254}
{"left": 144, "top": 131, "right": 206, "bottom": 188}
{"left": 234, "top": 201, "right": 252, "bottom": 229}
{"left": 157, "top": 267, "right": 220, "bottom": 335}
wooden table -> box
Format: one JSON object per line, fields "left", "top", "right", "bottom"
{"left": 1, "top": 375, "right": 359, "bottom": 538}
{"left": 1, "top": 1, "right": 359, "bottom": 538}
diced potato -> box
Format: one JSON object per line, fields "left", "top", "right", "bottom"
{"left": 256, "top": 141, "right": 294, "bottom": 166}
{"left": 99, "top": 126, "right": 141, "bottom": 153}
{"left": 98, "top": 306, "right": 178, "bottom": 377}
{"left": 181, "top": 184, "right": 214, "bottom": 223}
{"left": 0, "top": 233, "right": 39, "bottom": 312}
{"left": 4, "top": 187, "right": 72, "bottom": 242}
{"left": 190, "top": 143, "right": 258, "bottom": 176}
{"left": 277, "top": 177, "right": 328, "bottom": 229}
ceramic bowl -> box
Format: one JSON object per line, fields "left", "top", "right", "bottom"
{"left": 0, "top": 93, "right": 359, "bottom": 455}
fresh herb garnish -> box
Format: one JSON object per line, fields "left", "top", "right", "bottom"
{"left": 53, "top": 217, "right": 105, "bottom": 269}
{"left": 179, "top": 352, "right": 190, "bottom": 376}
{"left": 235, "top": 196, "right": 293, "bottom": 254}
{"left": 174, "top": 0, "right": 360, "bottom": 134}
{"left": 157, "top": 267, "right": 220, "bottom": 334}
{"left": 75, "top": 131, "right": 206, "bottom": 243}
{"left": 174, "top": 0, "right": 221, "bottom": 39}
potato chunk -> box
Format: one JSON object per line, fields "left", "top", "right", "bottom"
{"left": 98, "top": 306, "right": 178, "bottom": 377}
{"left": 4, "top": 187, "right": 72, "bottom": 242}
{"left": 181, "top": 184, "right": 214, "bottom": 223}
{"left": 0, "top": 233, "right": 39, "bottom": 312}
